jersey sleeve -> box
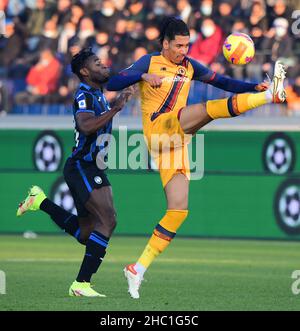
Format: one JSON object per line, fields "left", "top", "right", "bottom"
{"left": 74, "top": 92, "right": 95, "bottom": 115}
{"left": 106, "top": 54, "right": 151, "bottom": 91}
{"left": 188, "top": 57, "right": 257, "bottom": 93}
{"left": 188, "top": 57, "right": 215, "bottom": 82}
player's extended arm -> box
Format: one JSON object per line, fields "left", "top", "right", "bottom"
{"left": 107, "top": 54, "right": 152, "bottom": 91}
{"left": 76, "top": 86, "right": 135, "bottom": 135}
{"left": 189, "top": 58, "right": 266, "bottom": 93}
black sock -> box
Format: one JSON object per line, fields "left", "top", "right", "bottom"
{"left": 76, "top": 231, "right": 109, "bottom": 282}
{"left": 40, "top": 198, "right": 83, "bottom": 244}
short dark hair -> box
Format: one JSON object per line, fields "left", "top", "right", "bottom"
{"left": 159, "top": 17, "right": 190, "bottom": 44}
{"left": 71, "top": 47, "right": 95, "bottom": 80}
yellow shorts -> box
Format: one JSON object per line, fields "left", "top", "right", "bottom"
{"left": 144, "top": 109, "right": 191, "bottom": 187}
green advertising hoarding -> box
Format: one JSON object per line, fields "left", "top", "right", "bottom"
{"left": 0, "top": 129, "right": 299, "bottom": 239}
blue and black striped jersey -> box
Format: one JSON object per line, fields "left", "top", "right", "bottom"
{"left": 71, "top": 82, "right": 112, "bottom": 162}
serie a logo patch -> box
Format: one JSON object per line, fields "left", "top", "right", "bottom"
{"left": 78, "top": 100, "right": 86, "bottom": 109}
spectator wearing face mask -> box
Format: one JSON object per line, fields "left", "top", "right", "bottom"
{"left": 285, "top": 76, "right": 300, "bottom": 115}
{"left": 25, "top": 0, "right": 54, "bottom": 37}
{"left": 69, "top": 17, "right": 96, "bottom": 50}
{"left": 199, "top": 0, "right": 214, "bottom": 18}
{"left": 38, "top": 19, "right": 59, "bottom": 53}
{"left": 92, "top": 0, "right": 120, "bottom": 32}
{"left": 262, "top": 17, "right": 293, "bottom": 76}
{"left": 148, "top": 0, "right": 175, "bottom": 23}
{"left": 58, "top": 21, "right": 76, "bottom": 55}
{"left": 189, "top": 18, "right": 224, "bottom": 66}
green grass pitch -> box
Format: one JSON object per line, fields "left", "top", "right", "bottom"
{"left": 0, "top": 235, "right": 300, "bottom": 311}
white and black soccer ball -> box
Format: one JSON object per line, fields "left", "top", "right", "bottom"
{"left": 263, "top": 133, "right": 295, "bottom": 175}
{"left": 274, "top": 179, "right": 300, "bottom": 235}
{"left": 50, "top": 177, "right": 77, "bottom": 215}
{"left": 33, "top": 131, "right": 63, "bottom": 172}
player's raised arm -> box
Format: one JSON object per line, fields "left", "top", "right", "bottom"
{"left": 76, "top": 87, "right": 135, "bottom": 136}
{"left": 107, "top": 54, "right": 158, "bottom": 91}
{"left": 188, "top": 57, "right": 268, "bottom": 93}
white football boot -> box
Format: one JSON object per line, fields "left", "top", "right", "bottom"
{"left": 124, "top": 264, "right": 143, "bottom": 299}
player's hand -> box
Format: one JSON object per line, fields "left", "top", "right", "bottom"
{"left": 255, "top": 81, "right": 270, "bottom": 92}
{"left": 141, "top": 73, "right": 164, "bottom": 88}
{"left": 112, "top": 85, "right": 137, "bottom": 112}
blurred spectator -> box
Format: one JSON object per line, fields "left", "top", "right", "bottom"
{"left": 199, "top": 0, "right": 214, "bottom": 18}
{"left": 0, "top": 0, "right": 298, "bottom": 116}
{"left": 26, "top": 0, "right": 53, "bottom": 37}
{"left": 92, "top": 0, "right": 120, "bottom": 32}
{"left": 124, "top": 0, "right": 146, "bottom": 22}
{"left": 70, "top": 4, "right": 84, "bottom": 26}
{"left": 249, "top": 1, "right": 268, "bottom": 32}
{"left": 216, "top": 1, "right": 237, "bottom": 36}
{"left": 0, "top": 19, "right": 25, "bottom": 69}
{"left": 262, "top": 17, "right": 293, "bottom": 75}
{"left": 56, "top": 0, "right": 72, "bottom": 27}
{"left": 269, "top": 0, "right": 293, "bottom": 27}
{"left": 286, "top": 76, "right": 300, "bottom": 115}
{"left": 176, "top": 0, "right": 197, "bottom": 29}
{"left": 58, "top": 21, "right": 76, "bottom": 55}
{"left": 69, "top": 17, "right": 96, "bottom": 50}
{"left": 189, "top": 18, "right": 224, "bottom": 66}
{"left": 38, "top": 19, "right": 59, "bottom": 52}
{"left": 148, "top": 0, "right": 175, "bottom": 22}
{"left": 15, "top": 48, "right": 61, "bottom": 104}
{"left": 143, "top": 23, "right": 161, "bottom": 53}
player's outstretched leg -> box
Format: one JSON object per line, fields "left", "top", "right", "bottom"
{"left": 179, "top": 61, "right": 287, "bottom": 134}
{"left": 124, "top": 174, "right": 189, "bottom": 299}
{"left": 17, "top": 185, "right": 85, "bottom": 244}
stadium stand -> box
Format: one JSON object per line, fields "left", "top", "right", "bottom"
{"left": 0, "top": 0, "right": 299, "bottom": 117}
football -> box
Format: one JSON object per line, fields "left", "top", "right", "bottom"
{"left": 223, "top": 33, "right": 255, "bottom": 65}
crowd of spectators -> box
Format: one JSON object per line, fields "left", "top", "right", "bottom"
{"left": 0, "top": 0, "right": 300, "bottom": 116}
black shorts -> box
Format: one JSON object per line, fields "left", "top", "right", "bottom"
{"left": 63, "top": 157, "right": 111, "bottom": 217}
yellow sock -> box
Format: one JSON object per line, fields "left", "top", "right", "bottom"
{"left": 137, "top": 210, "right": 188, "bottom": 269}
{"left": 206, "top": 92, "right": 270, "bottom": 119}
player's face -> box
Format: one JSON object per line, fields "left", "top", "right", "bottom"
{"left": 164, "top": 35, "right": 190, "bottom": 64}
{"left": 86, "top": 55, "right": 110, "bottom": 84}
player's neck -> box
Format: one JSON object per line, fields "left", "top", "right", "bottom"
{"left": 82, "top": 79, "right": 102, "bottom": 90}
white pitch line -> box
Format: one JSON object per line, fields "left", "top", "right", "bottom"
{"left": 0, "top": 257, "right": 292, "bottom": 266}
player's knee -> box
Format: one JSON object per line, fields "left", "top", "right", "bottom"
{"left": 168, "top": 197, "right": 188, "bottom": 210}
{"left": 107, "top": 207, "right": 117, "bottom": 231}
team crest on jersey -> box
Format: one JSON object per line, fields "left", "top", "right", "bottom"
{"left": 178, "top": 67, "right": 186, "bottom": 76}
{"left": 94, "top": 176, "right": 102, "bottom": 184}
